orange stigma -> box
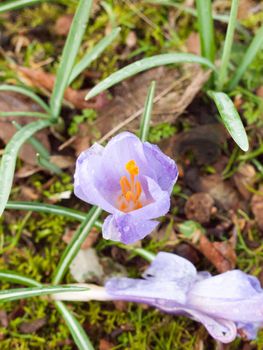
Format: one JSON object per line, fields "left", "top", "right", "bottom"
{"left": 118, "top": 160, "right": 142, "bottom": 212}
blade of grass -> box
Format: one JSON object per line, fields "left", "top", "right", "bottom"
{"left": 5, "top": 201, "right": 102, "bottom": 228}
{"left": 217, "top": 0, "right": 239, "bottom": 90}
{"left": 50, "top": 0, "right": 93, "bottom": 120}
{"left": 52, "top": 206, "right": 102, "bottom": 285}
{"left": 196, "top": 0, "right": 215, "bottom": 63}
{"left": 208, "top": 91, "right": 249, "bottom": 151}
{"left": 0, "top": 270, "right": 41, "bottom": 287}
{"left": 0, "top": 85, "right": 50, "bottom": 113}
{"left": 228, "top": 25, "right": 263, "bottom": 90}
{"left": 55, "top": 301, "right": 95, "bottom": 350}
{"left": 0, "top": 0, "right": 44, "bottom": 13}
{"left": 0, "top": 272, "right": 94, "bottom": 350}
{"left": 0, "top": 111, "right": 49, "bottom": 118}
{"left": 0, "top": 286, "right": 88, "bottom": 303}
{"left": 145, "top": 0, "right": 250, "bottom": 38}
{"left": 85, "top": 53, "right": 215, "bottom": 99}
{"left": 13, "top": 121, "right": 50, "bottom": 159}
{"left": 139, "top": 81, "right": 156, "bottom": 142}
{"left": 0, "top": 119, "right": 51, "bottom": 216}
{"left": 68, "top": 27, "right": 121, "bottom": 85}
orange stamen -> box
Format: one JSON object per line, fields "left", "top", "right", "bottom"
{"left": 118, "top": 160, "right": 143, "bottom": 212}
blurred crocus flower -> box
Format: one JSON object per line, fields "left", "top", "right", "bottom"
{"left": 55, "top": 252, "right": 263, "bottom": 343}
{"left": 74, "top": 132, "right": 178, "bottom": 244}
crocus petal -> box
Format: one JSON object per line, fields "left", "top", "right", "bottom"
{"left": 74, "top": 143, "right": 117, "bottom": 213}
{"left": 130, "top": 176, "right": 171, "bottom": 221}
{"left": 184, "top": 309, "right": 237, "bottom": 343}
{"left": 143, "top": 252, "right": 196, "bottom": 291}
{"left": 102, "top": 214, "right": 159, "bottom": 244}
{"left": 143, "top": 142, "right": 178, "bottom": 193}
{"left": 101, "top": 132, "right": 155, "bottom": 183}
{"left": 237, "top": 322, "right": 263, "bottom": 340}
{"left": 106, "top": 277, "right": 187, "bottom": 305}
{"left": 188, "top": 270, "right": 263, "bottom": 323}
{"left": 190, "top": 270, "right": 261, "bottom": 299}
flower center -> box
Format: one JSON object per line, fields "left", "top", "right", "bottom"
{"left": 118, "top": 160, "right": 143, "bottom": 212}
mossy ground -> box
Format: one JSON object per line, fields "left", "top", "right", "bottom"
{"left": 0, "top": 1, "right": 263, "bottom": 349}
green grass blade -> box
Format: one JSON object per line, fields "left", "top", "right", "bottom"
{"left": 6, "top": 201, "right": 103, "bottom": 228}
{"left": 13, "top": 121, "right": 51, "bottom": 160}
{"left": 50, "top": 0, "right": 93, "bottom": 120}
{"left": 55, "top": 301, "right": 95, "bottom": 350}
{"left": 208, "top": 91, "right": 249, "bottom": 151}
{"left": 85, "top": 53, "right": 215, "bottom": 99}
{"left": 0, "top": 270, "right": 41, "bottom": 287}
{"left": 0, "top": 286, "right": 87, "bottom": 303}
{"left": 0, "top": 85, "right": 50, "bottom": 113}
{"left": 139, "top": 81, "right": 156, "bottom": 142}
{"left": 196, "top": 0, "right": 215, "bottom": 62}
{"left": 0, "top": 0, "right": 43, "bottom": 13}
{"left": 0, "top": 111, "right": 49, "bottom": 119}
{"left": 0, "top": 119, "right": 51, "bottom": 216}
{"left": 69, "top": 27, "right": 121, "bottom": 85}
{"left": 217, "top": 0, "right": 239, "bottom": 90}
{"left": 228, "top": 25, "right": 263, "bottom": 90}
{"left": 52, "top": 206, "right": 102, "bottom": 285}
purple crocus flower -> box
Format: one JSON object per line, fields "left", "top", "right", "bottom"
{"left": 105, "top": 252, "right": 263, "bottom": 343}
{"left": 74, "top": 132, "right": 178, "bottom": 244}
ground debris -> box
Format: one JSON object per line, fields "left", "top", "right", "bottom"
{"left": 19, "top": 318, "right": 47, "bottom": 334}
{"left": 198, "top": 234, "right": 236, "bottom": 272}
{"left": 251, "top": 185, "right": 263, "bottom": 231}
{"left": 174, "top": 124, "right": 226, "bottom": 165}
{"left": 184, "top": 192, "right": 215, "bottom": 224}
{"left": 94, "top": 65, "right": 210, "bottom": 140}
{"left": 233, "top": 164, "right": 256, "bottom": 200}
{"left": 99, "top": 339, "right": 114, "bottom": 350}
{"left": 186, "top": 169, "right": 241, "bottom": 211}
{"left": 0, "top": 91, "right": 50, "bottom": 165}
{"left": 18, "top": 67, "right": 108, "bottom": 110}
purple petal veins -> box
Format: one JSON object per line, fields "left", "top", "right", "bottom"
{"left": 74, "top": 132, "right": 178, "bottom": 243}
{"left": 105, "top": 252, "right": 263, "bottom": 343}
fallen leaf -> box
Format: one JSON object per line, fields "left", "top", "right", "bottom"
{"left": 0, "top": 91, "right": 50, "bottom": 165}
{"left": 237, "top": 0, "right": 257, "bottom": 19}
{"left": 126, "top": 31, "right": 137, "bottom": 48}
{"left": 0, "top": 310, "right": 8, "bottom": 328}
{"left": 20, "top": 186, "right": 40, "bottom": 201}
{"left": 256, "top": 86, "right": 263, "bottom": 98}
{"left": 251, "top": 185, "right": 263, "bottom": 231}
{"left": 233, "top": 163, "right": 256, "bottom": 200}
{"left": 63, "top": 227, "right": 98, "bottom": 249}
{"left": 18, "top": 67, "right": 108, "bottom": 110}
{"left": 54, "top": 14, "right": 73, "bottom": 36}
{"left": 94, "top": 65, "right": 211, "bottom": 139}
{"left": 50, "top": 155, "right": 74, "bottom": 169}
{"left": 19, "top": 318, "right": 47, "bottom": 333}
{"left": 184, "top": 192, "right": 215, "bottom": 224}
{"left": 186, "top": 170, "right": 241, "bottom": 211}
{"left": 186, "top": 32, "right": 201, "bottom": 55}
{"left": 72, "top": 123, "right": 92, "bottom": 156}
{"left": 16, "top": 164, "right": 41, "bottom": 178}
{"left": 99, "top": 339, "right": 114, "bottom": 350}
{"left": 198, "top": 235, "right": 236, "bottom": 272}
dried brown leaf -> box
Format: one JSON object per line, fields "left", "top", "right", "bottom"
{"left": 18, "top": 67, "right": 108, "bottom": 110}
{"left": 251, "top": 185, "right": 263, "bottom": 231}
{"left": 185, "top": 192, "right": 215, "bottom": 224}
